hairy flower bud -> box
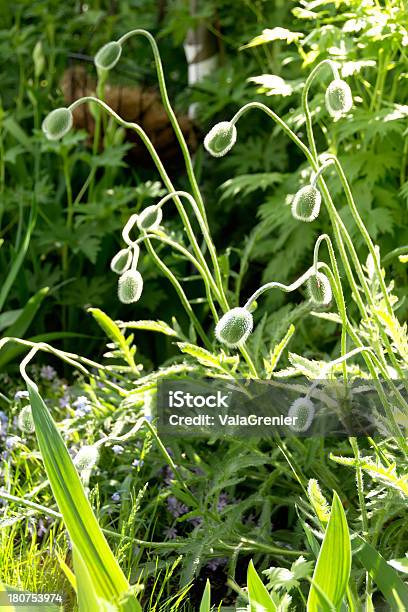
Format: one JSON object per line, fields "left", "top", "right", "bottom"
{"left": 137, "top": 205, "right": 163, "bottom": 231}
{"left": 94, "top": 41, "right": 122, "bottom": 71}
{"left": 204, "top": 121, "right": 237, "bottom": 157}
{"left": 110, "top": 247, "right": 133, "bottom": 275}
{"left": 42, "top": 108, "right": 73, "bottom": 140}
{"left": 74, "top": 445, "right": 100, "bottom": 471}
{"left": 118, "top": 270, "right": 143, "bottom": 304}
{"left": 291, "top": 185, "right": 321, "bottom": 222}
{"left": 18, "top": 405, "right": 35, "bottom": 434}
{"left": 215, "top": 307, "right": 253, "bottom": 348}
{"left": 288, "top": 397, "right": 315, "bottom": 432}
{"left": 325, "top": 79, "right": 353, "bottom": 119}
{"left": 308, "top": 272, "right": 332, "bottom": 305}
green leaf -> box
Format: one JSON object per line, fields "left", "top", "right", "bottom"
{"left": 118, "top": 320, "right": 178, "bottom": 337}
{"left": 307, "top": 491, "right": 351, "bottom": 611}
{"left": 199, "top": 579, "right": 211, "bottom": 612}
{"left": 241, "top": 27, "right": 303, "bottom": 49}
{"left": 25, "top": 378, "right": 139, "bottom": 607}
{"left": 0, "top": 288, "right": 49, "bottom": 368}
{"left": 354, "top": 535, "right": 408, "bottom": 610}
{"left": 247, "top": 560, "right": 277, "bottom": 611}
{"left": 88, "top": 308, "right": 137, "bottom": 371}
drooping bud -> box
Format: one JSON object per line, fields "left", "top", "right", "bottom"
{"left": 118, "top": 270, "right": 143, "bottom": 304}
{"left": 110, "top": 247, "right": 133, "bottom": 275}
{"left": 215, "top": 307, "right": 253, "bottom": 348}
{"left": 291, "top": 185, "right": 321, "bottom": 222}
{"left": 288, "top": 397, "right": 315, "bottom": 432}
{"left": 137, "top": 205, "right": 163, "bottom": 231}
{"left": 204, "top": 121, "right": 237, "bottom": 157}
{"left": 94, "top": 41, "right": 122, "bottom": 71}
{"left": 18, "top": 405, "right": 35, "bottom": 434}
{"left": 325, "top": 79, "right": 353, "bottom": 119}
{"left": 74, "top": 445, "right": 100, "bottom": 471}
{"left": 307, "top": 272, "right": 332, "bottom": 305}
{"left": 42, "top": 108, "right": 73, "bottom": 140}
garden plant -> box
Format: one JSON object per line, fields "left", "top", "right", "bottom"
{"left": 0, "top": 1, "right": 408, "bottom": 611}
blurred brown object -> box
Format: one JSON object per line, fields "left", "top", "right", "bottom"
{"left": 60, "top": 66, "right": 199, "bottom": 168}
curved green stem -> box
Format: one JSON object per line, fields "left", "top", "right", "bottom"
{"left": 69, "top": 97, "right": 222, "bottom": 320}
{"left": 117, "top": 29, "right": 209, "bottom": 229}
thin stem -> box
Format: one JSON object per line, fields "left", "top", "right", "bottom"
{"left": 116, "top": 29, "right": 209, "bottom": 229}
{"left": 69, "top": 96, "right": 222, "bottom": 319}
{"left": 244, "top": 263, "right": 323, "bottom": 310}
{"left": 143, "top": 237, "right": 211, "bottom": 349}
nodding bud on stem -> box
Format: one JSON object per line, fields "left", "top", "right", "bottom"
{"left": 204, "top": 121, "right": 237, "bottom": 157}
{"left": 308, "top": 272, "right": 332, "bottom": 305}
{"left": 118, "top": 269, "right": 143, "bottom": 304}
{"left": 94, "top": 41, "right": 122, "bottom": 71}
{"left": 110, "top": 247, "right": 133, "bottom": 274}
{"left": 288, "top": 397, "right": 315, "bottom": 432}
{"left": 137, "top": 205, "right": 163, "bottom": 231}
{"left": 215, "top": 307, "right": 253, "bottom": 348}
{"left": 291, "top": 185, "right": 321, "bottom": 222}
{"left": 325, "top": 79, "right": 353, "bottom": 119}
{"left": 18, "top": 405, "right": 35, "bottom": 434}
{"left": 42, "top": 108, "right": 73, "bottom": 140}
{"left": 74, "top": 445, "right": 100, "bottom": 471}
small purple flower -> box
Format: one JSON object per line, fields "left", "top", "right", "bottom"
{"left": 167, "top": 495, "right": 188, "bottom": 518}
{"left": 164, "top": 526, "right": 178, "bottom": 539}
{"left": 112, "top": 445, "right": 124, "bottom": 455}
{"left": 59, "top": 394, "right": 70, "bottom": 409}
{"left": 163, "top": 465, "right": 174, "bottom": 484}
{"left": 40, "top": 366, "right": 57, "bottom": 381}
{"left": 132, "top": 459, "right": 144, "bottom": 468}
{"left": 73, "top": 396, "right": 92, "bottom": 416}
{"left": 217, "top": 492, "right": 229, "bottom": 512}
{"left": 206, "top": 558, "right": 226, "bottom": 572}
{"left": 5, "top": 436, "right": 18, "bottom": 450}
{"left": 14, "top": 390, "right": 29, "bottom": 401}
{"left": 188, "top": 516, "right": 203, "bottom": 528}
{"left": 111, "top": 492, "right": 121, "bottom": 502}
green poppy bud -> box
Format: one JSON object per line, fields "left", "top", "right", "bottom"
{"left": 94, "top": 41, "right": 122, "bottom": 71}
{"left": 137, "top": 205, "right": 163, "bottom": 231}
{"left": 118, "top": 269, "right": 143, "bottom": 304}
{"left": 42, "top": 107, "right": 73, "bottom": 140}
{"left": 288, "top": 397, "right": 315, "bottom": 432}
{"left": 74, "top": 445, "right": 99, "bottom": 471}
{"left": 204, "top": 121, "right": 237, "bottom": 157}
{"left": 110, "top": 247, "right": 133, "bottom": 275}
{"left": 325, "top": 79, "right": 353, "bottom": 119}
{"left": 291, "top": 185, "right": 321, "bottom": 222}
{"left": 307, "top": 272, "right": 332, "bottom": 305}
{"left": 18, "top": 405, "right": 35, "bottom": 434}
{"left": 215, "top": 307, "right": 253, "bottom": 348}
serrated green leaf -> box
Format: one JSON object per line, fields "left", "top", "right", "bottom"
{"left": 118, "top": 320, "right": 178, "bottom": 337}
{"left": 88, "top": 308, "right": 137, "bottom": 371}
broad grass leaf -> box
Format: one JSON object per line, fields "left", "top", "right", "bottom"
{"left": 247, "top": 560, "right": 277, "bottom": 611}
{"left": 25, "top": 379, "right": 136, "bottom": 605}
{"left": 199, "top": 580, "right": 211, "bottom": 612}
{"left": 307, "top": 491, "right": 351, "bottom": 611}
{"left": 354, "top": 535, "right": 408, "bottom": 610}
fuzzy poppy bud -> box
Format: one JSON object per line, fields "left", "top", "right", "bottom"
{"left": 307, "top": 272, "right": 332, "bottom": 305}
{"left": 137, "top": 205, "right": 163, "bottom": 231}
{"left": 325, "top": 79, "right": 353, "bottom": 119}
{"left": 288, "top": 397, "right": 315, "bottom": 432}
{"left": 291, "top": 185, "right": 321, "bottom": 222}
{"left": 215, "top": 307, "right": 253, "bottom": 348}
{"left": 94, "top": 41, "right": 122, "bottom": 71}
{"left": 18, "top": 405, "right": 35, "bottom": 434}
{"left": 118, "top": 269, "right": 143, "bottom": 304}
{"left": 74, "top": 445, "right": 100, "bottom": 471}
{"left": 42, "top": 107, "right": 73, "bottom": 140}
{"left": 204, "top": 121, "right": 237, "bottom": 157}
{"left": 110, "top": 247, "right": 133, "bottom": 275}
